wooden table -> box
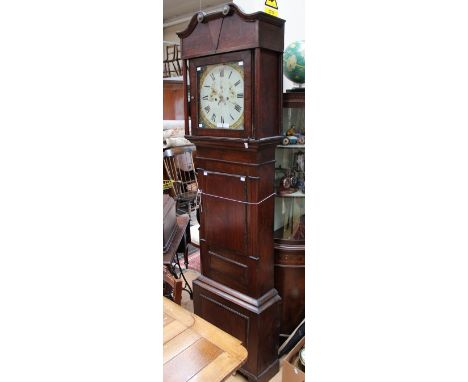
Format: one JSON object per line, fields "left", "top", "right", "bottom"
{"left": 163, "top": 297, "right": 248, "bottom": 382}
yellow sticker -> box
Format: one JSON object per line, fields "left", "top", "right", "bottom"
{"left": 265, "top": 0, "right": 278, "bottom": 9}
{"left": 264, "top": 7, "right": 278, "bottom": 16}
{"left": 265, "top": 0, "right": 278, "bottom": 17}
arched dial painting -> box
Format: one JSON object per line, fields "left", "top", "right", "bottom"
{"left": 197, "top": 61, "right": 244, "bottom": 130}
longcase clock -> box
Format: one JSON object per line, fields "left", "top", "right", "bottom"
{"left": 177, "top": 4, "right": 284, "bottom": 381}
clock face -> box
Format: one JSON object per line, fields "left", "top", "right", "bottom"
{"left": 197, "top": 61, "right": 244, "bottom": 130}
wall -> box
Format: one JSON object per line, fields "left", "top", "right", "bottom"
{"left": 163, "top": 24, "right": 184, "bottom": 46}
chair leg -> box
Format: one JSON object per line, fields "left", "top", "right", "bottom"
{"left": 175, "top": 254, "right": 193, "bottom": 299}
{"left": 173, "top": 279, "right": 182, "bottom": 305}
{"left": 184, "top": 241, "right": 189, "bottom": 269}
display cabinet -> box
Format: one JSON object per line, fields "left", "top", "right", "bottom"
{"left": 274, "top": 91, "right": 305, "bottom": 339}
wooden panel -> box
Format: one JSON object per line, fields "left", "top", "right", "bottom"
{"left": 275, "top": 252, "right": 305, "bottom": 266}
{"left": 275, "top": 264, "right": 305, "bottom": 335}
{"left": 274, "top": 246, "right": 305, "bottom": 335}
{"left": 164, "top": 320, "right": 188, "bottom": 344}
{"left": 163, "top": 298, "right": 248, "bottom": 382}
{"left": 190, "top": 321, "right": 248, "bottom": 362}
{"left": 163, "top": 297, "right": 247, "bottom": 359}
{"left": 187, "top": 352, "right": 239, "bottom": 382}
{"left": 202, "top": 171, "right": 247, "bottom": 201}
{"left": 197, "top": 157, "right": 275, "bottom": 203}
{"left": 163, "top": 338, "right": 223, "bottom": 382}
{"left": 199, "top": 293, "right": 250, "bottom": 346}
{"left": 192, "top": 280, "right": 281, "bottom": 382}
{"left": 163, "top": 313, "right": 174, "bottom": 326}
{"left": 163, "top": 80, "right": 185, "bottom": 120}
{"left": 217, "top": 12, "right": 262, "bottom": 51}
{"left": 180, "top": 18, "right": 223, "bottom": 59}
{"left": 258, "top": 19, "right": 285, "bottom": 53}
{"left": 283, "top": 91, "right": 305, "bottom": 108}
{"left": 203, "top": 196, "right": 247, "bottom": 254}
{"left": 164, "top": 296, "right": 195, "bottom": 327}
{"left": 254, "top": 198, "right": 276, "bottom": 295}
{"left": 178, "top": 5, "right": 284, "bottom": 59}
{"left": 207, "top": 249, "right": 249, "bottom": 293}
{"left": 255, "top": 49, "right": 281, "bottom": 139}
{"left": 163, "top": 329, "right": 200, "bottom": 363}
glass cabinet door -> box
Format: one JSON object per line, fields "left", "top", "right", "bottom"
{"left": 274, "top": 92, "right": 305, "bottom": 243}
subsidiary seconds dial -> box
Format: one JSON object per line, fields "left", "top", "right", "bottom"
{"left": 198, "top": 62, "right": 244, "bottom": 130}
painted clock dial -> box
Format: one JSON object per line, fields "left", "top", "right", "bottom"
{"left": 197, "top": 61, "right": 244, "bottom": 130}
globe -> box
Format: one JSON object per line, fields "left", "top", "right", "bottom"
{"left": 283, "top": 40, "right": 305, "bottom": 85}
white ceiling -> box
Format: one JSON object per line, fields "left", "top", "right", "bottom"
{"left": 163, "top": 0, "right": 227, "bottom": 24}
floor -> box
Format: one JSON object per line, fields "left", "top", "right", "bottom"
{"left": 179, "top": 268, "right": 284, "bottom": 382}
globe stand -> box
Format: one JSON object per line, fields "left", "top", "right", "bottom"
{"left": 286, "top": 86, "right": 305, "bottom": 93}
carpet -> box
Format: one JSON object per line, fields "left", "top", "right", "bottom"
{"left": 187, "top": 250, "right": 200, "bottom": 272}
{"left": 177, "top": 246, "right": 200, "bottom": 273}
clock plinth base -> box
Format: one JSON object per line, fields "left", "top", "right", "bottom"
{"left": 193, "top": 275, "right": 281, "bottom": 382}
{"left": 239, "top": 358, "right": 280, "bottom": 382}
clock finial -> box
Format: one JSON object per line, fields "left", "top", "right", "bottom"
{"left": 222, "top": 4, "right": 231, "bottom": 16}
{"left": 196, "top": 11, "right": 206, "bottom": 23}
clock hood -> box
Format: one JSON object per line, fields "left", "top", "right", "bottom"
{"left": 177, "top": 3, "right": 285, "bottom": 60}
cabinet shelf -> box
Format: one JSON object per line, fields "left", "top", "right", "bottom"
{"left": 274, "top": 227, "right": 305, "bottom": 245}
{"left": 276, "top": 190, "right": 305, "bottom": 198}
{"left": 277, "top": 144, "right": 305, "bottom": 149}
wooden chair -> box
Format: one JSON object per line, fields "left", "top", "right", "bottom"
{"left": 163, "top": 214, "right": 193, "bottom": 300}
{"left": 163, "top": 44, "right": 182, "bottom": 78}
{"left": 163, "top": 145, "right": 200, "bottom": 224}
{"left": 163, "top": 266, "right": 183, "bottom": 305}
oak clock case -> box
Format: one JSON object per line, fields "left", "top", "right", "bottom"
{"left": 177, "top": 4, "right": 284, "bottom": 382}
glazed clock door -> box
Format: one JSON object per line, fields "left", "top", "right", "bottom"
{"left": 189, "top": 50, "right": 252, "bottom": 138}
{"left": 198, "top": 62, "right": 245, "bottom": 130}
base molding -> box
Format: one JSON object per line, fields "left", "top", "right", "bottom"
{"left": 194, "top": 275, "right": 281, "bottom": 312}
{"left": 238, "top": 358, "right": 280, "bottom": 382}
{"left": 193, "top": 276, "right": 281, "bottom": 382}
